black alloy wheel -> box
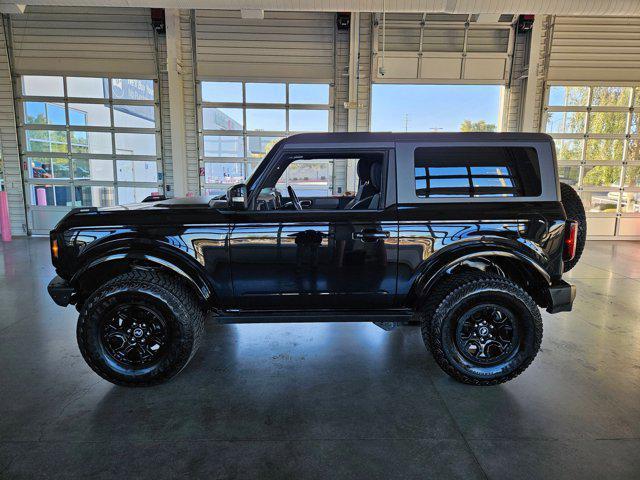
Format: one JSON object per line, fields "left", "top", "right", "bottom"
{"left": 100, "top": 304, "right": 170, "bottom": 368}
{"left": 455, "top": 304, "right": 519, "bottom": 365}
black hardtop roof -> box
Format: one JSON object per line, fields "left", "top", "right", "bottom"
{"left": 282, "top": 132, "right": 553, "bottom": 145}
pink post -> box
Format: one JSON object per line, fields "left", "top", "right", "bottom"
{"left": 0, "top": 191, "right": 11, "bottom": 242}
{"left": 36, "top": 187, "right": 48, "bottom": 206}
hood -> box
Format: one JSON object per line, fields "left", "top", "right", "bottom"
{"left": 99, "top": 195, "right": 218, "bottom": 211}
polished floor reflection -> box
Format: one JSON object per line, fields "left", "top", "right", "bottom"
{"left": 1, "top": 238, "right": 639, "bottom": 479}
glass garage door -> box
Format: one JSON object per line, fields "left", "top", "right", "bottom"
{"left": 18, "top": 75, "right": 163, "bottom": 234}
{"left": 198, "top": 81, "right": 332, "bottom": 196}
{"left": 542, "top": 85, "right": 640, "bottom": 238}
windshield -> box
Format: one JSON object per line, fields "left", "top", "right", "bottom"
{"left": 245, "top": 139, "right": 285, "bottom": 193}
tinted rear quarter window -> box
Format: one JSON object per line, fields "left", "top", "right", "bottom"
{"left": 414, "top": 146, "right": 541, "bottom": 198}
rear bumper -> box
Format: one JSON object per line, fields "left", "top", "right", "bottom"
{"left": 546, "top": 280, "right": 576, "bottom": 313}
{"left": 48, "top": 275, "right": 74, "bottom": 307}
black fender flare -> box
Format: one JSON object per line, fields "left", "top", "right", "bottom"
{"left": 408, "top": 241, "right": 551, "bottom": 308}
{"left": 71, "top": 248, "right": 215, "bottom": 305}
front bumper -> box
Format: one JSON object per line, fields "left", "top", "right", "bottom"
{"left": 546, "top": 280, "right": 576, "bottom": 313}
{"left": 48, "top": 275, "right": 74, "bottom": 307}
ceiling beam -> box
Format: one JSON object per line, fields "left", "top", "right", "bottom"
{"left": 3, "top": 1, "right": 640, "bottom": 16}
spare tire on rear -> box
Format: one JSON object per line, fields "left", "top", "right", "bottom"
{"left": 560, "top": 182, "right": 586, "bottom": 272}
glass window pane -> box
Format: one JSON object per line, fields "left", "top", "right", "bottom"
{"left": 113, "top": 105, "right": 155, "bottom": 128}
{"left": 28, "top": 158, "right": 52, "bottom": 178}
{"left": 22, "top": 76, "right": 64, "bottom": 97}
{"left": 68, "top": 103, "right": 110, "bottom": 127}
{"left": 31, "top": 185, "right": 72, "bottom": 206}
{"left": 289, "top": 84, "right": 329, "bottom": 104}
{"left": 73, "top": 159, "right": 114, "bottom": 181}
{"left": 201, "top": 82, "right": 242, "bottom": 103}
{"left": 247, "top": 161, "right": 262, "bottom": 178}
{"left": 585, "top": 139, "right": 624, "bottom": 162}
{"left": 548, "top": 86, "right": 588, "bottom": 106}
{"left": 51, "top": 158, "right": 70, "bottom": 179}
{"left": 289, "top": 110, "right": 329, "bottom": 132}
{"left": 246, "top": 83, "right": 285, "bottom": 103}
{"left": 554, "top": 139, "right": 584, "bottom": 162}
{"left": 582, "top": 166, "right": 622, "bottom": 187}
{"left": 544, "top": 111, "right": 585, "bottom": 134}
{"left": 247, "top": 136, "right": 282, "bottom": 158}
{"left": 67, "top": 77, "right": 108, "bottom": 98}
{"left": 628, "top": 140, "right": 640, "bottom": 163}
{"left": 588, "top": 112, "right": 627, "bottom": 135}
{"left": 71, "top": 131, "right": 112, "bottom": 154}
{"left": 117, "top": 186, "right": 159, "bottom": 204}
{"left": 246, "top": 109, "right": 285, "bottom": 131}
{"left": 580, "top": 190, "right": 619, "bottom": 213}
{"left": 278, "top": 160, "right": 333, "bottom": 197}
{"left": 116, "top": 160, "right": 158, "bottom": 182}
{"left": 630, "top": 113, "right": 639, "bottom": 135}
{"left": 427, "top": 166, "right": 468, "bottom": 176}
{"left": 204, "top": 188, "right": 226, "bottom": 197}
{"left": 25, "top": 130, "right": 68, "bottom": 153}
{"left": 75, "top": 186, "right": 115, "bottom": 207}
{"left": 591, "top": 87, "right": 631, "bottom": 107}
{"left": 558, "top": 166, "right": 580, "bottom": 186}
{"left": 624, "top": 166, "right": 640, "bottom": 187}
{"left": 620, "top": 192, "right": 640, "bottom": 213}
{"left": 115, "top": 133, "right": 156, "bottom": 156}
{"left": 24, "top": 102, "right": 66, "bottom": 125}
{"left": 204, "top": 135, "right": 244, "bottom": 158}
{"left": 202, "top": 108, "right": 243, "bottom": 130}
{"left": 111, "top": 79, "right": 154, "bottom": 101}
{"left": 204, "top": 162, "right": 245, "bottom": 184}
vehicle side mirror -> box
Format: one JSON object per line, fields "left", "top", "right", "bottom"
{"left": 227, "top": 183, "right": 248, "bottom": 210}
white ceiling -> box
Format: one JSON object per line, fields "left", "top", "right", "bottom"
{"left": 1, "top": 0, "right": 640, "bottom": 15}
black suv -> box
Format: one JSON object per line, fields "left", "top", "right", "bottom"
{"left": 48, "top": 132, "right": 585, "bottom": 387}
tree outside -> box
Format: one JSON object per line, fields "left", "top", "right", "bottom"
{"left": 459, "top": 119, "right": 497, "bottom": 132}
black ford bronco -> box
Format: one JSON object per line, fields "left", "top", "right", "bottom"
{"left": 48, "top": 132, "right": 585, "bottom": 387}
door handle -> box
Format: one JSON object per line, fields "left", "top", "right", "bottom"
{"left": 353, "top": 230, "right": 390, "bottom": 241}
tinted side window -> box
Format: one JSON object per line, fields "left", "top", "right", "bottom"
{"left": 414, "top": 146, "right": 541, "bottom": 198}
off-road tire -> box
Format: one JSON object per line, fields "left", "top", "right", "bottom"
{"left": 560, "top": 182, "right": 586, "bottom": 272}
{"left": 423, "top": 275, "right": 542, "bottom": 386}
{"left": 77, "top": 270, "right": 205, "bottom": 387}
{"left": 414, "top": 271, "right": 487, "bottom": 336}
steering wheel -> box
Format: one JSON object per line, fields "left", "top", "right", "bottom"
{"left": 287, "top": 185, "right": 303, "bottom": 211}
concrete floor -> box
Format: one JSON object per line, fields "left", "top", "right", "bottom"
{"left": 1, "top": 238, "right": 639, "bottom": 479}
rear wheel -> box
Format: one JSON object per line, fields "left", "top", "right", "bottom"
{"left": 423, "top": 275, "right": 542, "bottom": 386}
{"left": 560, "top": 182, "right": 586, "bottom": 272}
{"left": 77, "top": 270, "right": 205, "bottom": 387}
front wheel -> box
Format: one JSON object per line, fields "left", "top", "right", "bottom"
{"left": 77, "top": 270, "right": 205, "bottom": 387}
{"left": 424, "top": 275, "right": 542, "bottom": 386}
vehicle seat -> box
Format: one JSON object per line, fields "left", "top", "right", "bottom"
{"left": 347, "top": 161, "right": 381, "bottom": 210}
{"left": 345, "top": 159, "right": 373, "bottom": 209}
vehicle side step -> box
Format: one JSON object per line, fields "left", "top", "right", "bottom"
{"left": 214, "top": 309, "right": 414, "bottom": 324}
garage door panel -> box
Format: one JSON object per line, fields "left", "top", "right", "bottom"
{"left": 196, "top": 10, "right": 334, "bottom": 82}
{"left": 586, "top": 217, "right": 617, "bottom": 236}
{"left": 420, "top": 57, "right": 461, "bottom": 79}
{"left": 548, "top": 16, "right": 640, "bottom": 82}
{"left": 373, "top": 13, "right": 512, "bottom": 83}
{"left": 463, "top": 57, "right": 507, "bottom": 80}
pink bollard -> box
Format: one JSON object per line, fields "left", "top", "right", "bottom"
{"left": 0, "top": 190, "right": 11, "bottom": 242}
{"left": 36, "top": 187, "right": 48, "bottom": 206}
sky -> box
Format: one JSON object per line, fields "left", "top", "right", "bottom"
{"left": 371, "top": 84, "right": 502, "bottom": 132}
